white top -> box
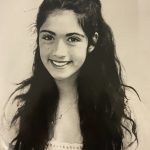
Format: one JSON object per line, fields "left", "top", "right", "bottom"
{"left": 48, "top": 138, "right": 83, "bottom": 150}
{"left": 0, "top": 93, "right": 150, "bottom": 150}
{"left": 0, "top": 137, "right": 83, "bottom": 150}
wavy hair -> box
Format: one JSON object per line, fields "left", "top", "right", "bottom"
{"left": 9, "top": 0, "right": 138, "bottom": 149}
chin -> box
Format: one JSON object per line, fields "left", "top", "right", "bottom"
{"left": 51, "top": 72, "right": 78, "bottom": 82}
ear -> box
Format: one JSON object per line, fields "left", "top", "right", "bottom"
{"left": 92, "top": 32, "right": 99, "bottom": 45}
{"left": 88, "top": 45, "right": 95, "bottom": 53}
{"left": 88, "top": 32, "right": 99, "bottom": 53}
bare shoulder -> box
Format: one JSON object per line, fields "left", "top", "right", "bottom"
{"left": 126, "top": 90, "right": 150, "bottom": 150}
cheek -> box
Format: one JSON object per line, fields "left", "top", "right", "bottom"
{"left": 39, "top": 45, "right": 50, "bottom": 66}
{"left": 71, "top": 47, "right": 87, "bottom": 65}
{"left": 39, "top": 43, "right": 52, "bottom": 57}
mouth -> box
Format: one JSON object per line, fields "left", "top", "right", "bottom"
{"left": 49, "top": 59, "right": 72, "bottom": 68}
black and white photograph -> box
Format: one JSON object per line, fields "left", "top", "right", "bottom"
{"left": 0, "top": 0, "right": 150, "bottom": 149}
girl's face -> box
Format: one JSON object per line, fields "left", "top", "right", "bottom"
{"left": 39, "top": 10, "right": 88, "bottom": 81}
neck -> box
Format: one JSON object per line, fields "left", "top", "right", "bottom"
{"left": 55, "top": 75, "right": 78, "bottom": 104}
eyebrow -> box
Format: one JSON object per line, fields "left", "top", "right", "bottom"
{"left": 40, "top": 30, "right": 85, "bottom": 38}
{"left": 40, "top": 30, "right": 56, "bottom": 35}
{"left": 66, "top": 33, "right": 85, "bottom": 38}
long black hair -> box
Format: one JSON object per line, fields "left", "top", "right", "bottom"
{"left": 9, "top": 0, "right": 138, "bottom": 149}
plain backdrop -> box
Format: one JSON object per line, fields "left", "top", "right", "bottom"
{"left": 0, "top": 0, "right": 150, "bottom": 115}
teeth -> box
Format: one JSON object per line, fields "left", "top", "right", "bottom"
{"left": 51, "top": 60, "right": 70, "bottom": 67}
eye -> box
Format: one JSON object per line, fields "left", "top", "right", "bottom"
{"left": 41, "top": 34, "right": 54, "bottom": 41}
{"left": 67, "top": 36, "right": 81, "bottom": 43}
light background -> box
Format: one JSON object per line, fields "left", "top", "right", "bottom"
{"left": 0, "top": 0, "right": 150, "bottom": 115}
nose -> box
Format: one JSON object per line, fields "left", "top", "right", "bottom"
{"left": 52, "top": 39, "right": 67, "bottom": 59}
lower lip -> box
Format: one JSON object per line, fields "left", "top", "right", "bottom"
{"left": 49, "top": 60, "right": 72, "bottom": 69}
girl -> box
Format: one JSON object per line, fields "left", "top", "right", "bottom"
{"left": 1, "top": 0, "right": 150, "bottom": 149}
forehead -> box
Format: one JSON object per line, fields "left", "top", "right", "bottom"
{"left": 40, "top": 10, "right": 84, "bottom": 35}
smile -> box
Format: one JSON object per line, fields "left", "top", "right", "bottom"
{"left": 49, "top": 59, "right": 72, "bottom": 68}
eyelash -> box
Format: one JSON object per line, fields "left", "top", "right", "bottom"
{"left": 67, "top": 37, "right": 81, "bottom": 43}
{"left": 41, "top": 34, "right": 54, "bottom": 41}
{"left": 41, "top": 34, "right": 81, "bottom": 44}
